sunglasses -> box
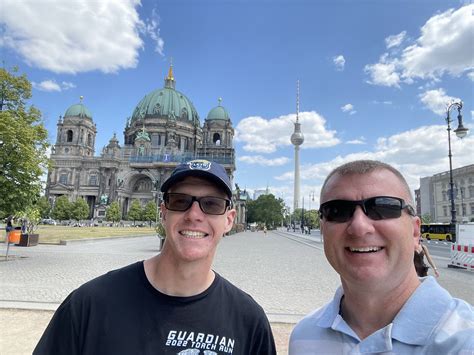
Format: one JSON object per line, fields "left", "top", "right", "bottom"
{"left": 163, "top": 193, "right": 231, "bottom": 215}
{"left": 319, "top": 196, "right": 415, "bottom": 223}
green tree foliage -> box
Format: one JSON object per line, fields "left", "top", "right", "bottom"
{"left": 247, "top": 194, "right": 285, "bottom": 228}
{"left": 304, "top": 210, "right": 320, "bottom": 229}
{"left": 142, "top": 201, "right": 157, "bottom": 227}
{"left": 51, "top": 196, "right": 72, "bottom": 221}
{"left": 36, "top": 196, "right": 52, "bottom": 218}
{"left": 106, "top": 201, "right": 121, "bottom": 223}
{"left": 71, "top": 198, "right": 90, "bottom": 220}
{"left": 421, "top": 213, "right": 432, "bottom": 224}
{"left": 0, "top": 67, "right": 49, "bottom": 219}
{"left": 127, "top": 200, "right": 142, "bottom": 223}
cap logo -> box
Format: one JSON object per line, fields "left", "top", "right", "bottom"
{"left": 188, "top": 159, "right": 211, "bottom": 171}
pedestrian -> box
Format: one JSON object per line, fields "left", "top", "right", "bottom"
{"left": 263, "top": 226, "right": 267, "bottom": 236}
{"left": 289, "top": 160, "right": 474, "bottom": 354}
{"left": 414, "top": 239, "right": 439, "bottom": 277}
{"left": 5, "top": 218, "right": 13, "bottom": 241}
{"left": 34, "top": 160, "right": 276, "bottom": 354}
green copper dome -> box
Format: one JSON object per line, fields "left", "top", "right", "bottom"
{"left": 64, "top": 98, "right": 92, "bottom": 119}
{"left": 206, "top": 98, "right": 230, "bottom": 121}
{"left": 130, "top": 66, "right": 200, "bottom": 125}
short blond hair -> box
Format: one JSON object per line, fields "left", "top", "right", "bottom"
{"left": 320, "top": 160, "right": 413, "bottom": 204}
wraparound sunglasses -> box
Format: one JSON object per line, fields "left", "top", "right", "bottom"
{"left": 319, "top": 196, "right": 416, "bottom": 223}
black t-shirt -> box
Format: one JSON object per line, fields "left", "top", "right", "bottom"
{"left": 34, "top": 262, "right": 276, "bottom": 355}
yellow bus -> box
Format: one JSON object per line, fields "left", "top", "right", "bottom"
{"left": 420, "top": 223, "right": 454, "bottom": 242}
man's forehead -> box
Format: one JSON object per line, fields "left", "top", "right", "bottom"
{"left": 169, "top": 176, "right": 224, "bottom": 193}
{"left": 322, "top": 169, "right": 408, "bottom": 199}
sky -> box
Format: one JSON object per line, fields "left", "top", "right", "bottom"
{"left": 1, "top": 0, "right": 473, "bottom": 210}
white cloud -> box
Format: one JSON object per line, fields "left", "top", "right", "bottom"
{"left": 341, "top": 103, "right": 356, "bottom": 115}
{"left": 346, "top": 137, "right": 366, "bottom": 145}
{"left": 0, "top": 0, "right": 164, "bottom": 74}
{"left": 32, "top": 79, "right": 76, "bottom": 92}
{"left": 471, "top": 111, "right": 474, "bottom": 120}
{"left": 333, "top": 55, "right": 345, "bottom": 71}
{"left": 276, "top": 124, "right": 474, "bottom": 208}
{"left": 364, "top": 54, "right": 401, "bottom": 87}
{"left": 467, "top": 71, "right": 474, "bottom": 81}
{"left": 235, "top": 111, "right": 340, "bottom": 153}
{"left": 385, "top": 31, "right": 406, "bottom": 49}
{"left": 138, "top": 7, "right": 164, "bottom": 56}
{"left": 238, "top": 155, "right": 290, "bottom": 167}
{"left": 365, "top": 5, "right": 474, "bottom": 87}
{"left": 419, "top": 88, "right": 460, "bottom": 116}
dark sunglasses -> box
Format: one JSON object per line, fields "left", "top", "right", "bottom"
{"left": 163, "top": 193, "right": 231, "bottom": 215}
{"left": 319, "top": 196, "right": 415, "bottom": 223}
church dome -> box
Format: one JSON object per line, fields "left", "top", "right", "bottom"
{"left": 206, "top": 99, "right": 230, "bottom": 121}
{"left": 64, "top": 97, "right": 92, "bottom": 119}
{"left": 130, "top": 65, "right": 200, "bottom": 125}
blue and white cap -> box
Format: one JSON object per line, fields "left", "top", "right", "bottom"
{"left": 161, "top": 160, "right": 232, "bottom": 198}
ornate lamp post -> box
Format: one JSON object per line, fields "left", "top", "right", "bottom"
{"left": 445, "top": 101, "right": 469, "bottom": 228}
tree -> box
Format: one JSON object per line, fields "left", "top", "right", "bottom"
{"left": 0, "top": 66, "right": 50, "bottom": 219}
{"left": 36, "top": 196, "right": 52, "bottom": 218}
{"left": 421, "top": 213, "right": 432, "bottom": 224}
{"left": 106, "top": 201, "right": 121, "bottom": 223}
{"left": 71, "top": 198, "right": 89, "bottom": 221}
{"left": 127, "top": 200, "right": 142, "bottom": 223}
{"left": 51, "top": 196, "right": 72, "bottom": 221}
{"left": 247, "top": 194, "right": 285, "bottom": 228}
{"left": 142, "top": 201, "right": 157, "bottom": 227}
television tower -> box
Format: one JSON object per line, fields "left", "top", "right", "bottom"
{"left": 290, "top": 80, "right": 304, "bottom": 212}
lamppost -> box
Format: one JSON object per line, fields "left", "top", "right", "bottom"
{"left": 445, "top": 101, "right": 469, "bottom": 228}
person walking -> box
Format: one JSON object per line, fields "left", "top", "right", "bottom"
{"left": 414, "top": 239, "right": 439, "bottom": 277}
{"left": 35, "top": 160, "right": 276, "bottom": 355}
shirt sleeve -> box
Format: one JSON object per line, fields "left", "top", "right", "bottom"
{"left": 33, "top": 293, "right": 81, "bottom": 355}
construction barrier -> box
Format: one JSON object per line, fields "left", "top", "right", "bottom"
{"left": 449, "top": 244, "right": 474, "bottom": 271}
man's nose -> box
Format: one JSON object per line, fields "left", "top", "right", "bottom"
{"left": 184, "top": 200, "right": 205, "bottom": 220}
{"left": 346, "top": 205, "right": 375, "bottom": 236}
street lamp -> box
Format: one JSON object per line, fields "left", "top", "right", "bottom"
{"left": 445, "top": 101, "right": 469, "bottom": 227}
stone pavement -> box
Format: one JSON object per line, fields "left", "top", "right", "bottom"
{"left": 0, "top": 230, "right": 339, "bottom": 354}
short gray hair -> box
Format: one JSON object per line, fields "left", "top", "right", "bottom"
{"left": 320, "top": 160, "right": 413, "bottom": 203}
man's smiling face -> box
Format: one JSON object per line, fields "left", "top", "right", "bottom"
{"left": 161, "top": 176, "right": 235, "bottom": 264}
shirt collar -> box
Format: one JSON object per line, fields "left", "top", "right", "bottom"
{"left": 314, "top": 277, "right": 452, "bottom": 346}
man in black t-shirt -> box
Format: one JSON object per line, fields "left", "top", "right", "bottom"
{"left": 34, "top": 160, "right": 276, "bottom": 355}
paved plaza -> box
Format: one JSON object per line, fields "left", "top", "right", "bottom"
{"left": 1, "top": 230, "right": 473, "bottom": 354}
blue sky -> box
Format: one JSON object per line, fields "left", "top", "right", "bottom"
{"left": 1, "top": 0, "right": 473, "bottom": 209}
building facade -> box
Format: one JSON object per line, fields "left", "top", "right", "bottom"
{"left": 45, "top": 66, "right": 245, "bottom": 225}
{"left": 417, "top": 164, "right": 474, "bottom": 223}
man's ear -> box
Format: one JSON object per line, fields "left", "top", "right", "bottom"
{"left": 412, "top": 215, "right": 421, "bottom": 247}
{"left": 160, "top": 203, "right": 167, "bottom": 222}
{"left": 224, "top": 209, "right": 236, "bottom": 233}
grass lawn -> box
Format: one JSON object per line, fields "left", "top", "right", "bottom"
{"left": 33, "top": 225, "right": 157, "bottom": 244}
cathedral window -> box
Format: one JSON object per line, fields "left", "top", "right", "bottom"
{"left": 67, "top": 130, "right": 73, "bottom": 142}
{"left": 153, "top": 103, "right": 161, "bottom": 115}
{"left": 87, "top": 133, "right": 92, "bottom": 146}
{"left": 59, "top": 173, "right": 68, "bottom": 185}
{"left": 181, "top": 108, "right": 188, "bottom": 120}
{"left": 89, "top": 175, "right": 97, "bottom": 186}
{"left": 213, "top": 133, "right": 221, "bottom": 146}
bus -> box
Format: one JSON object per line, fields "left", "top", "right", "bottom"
{"left": 420, "top": 223, "right": 454, "bottom": 242}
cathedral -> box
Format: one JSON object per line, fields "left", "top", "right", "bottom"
{"left": 45, "top": 65, "right": 246, "bottom": 226}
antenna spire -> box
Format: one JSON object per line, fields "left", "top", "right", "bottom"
{"left": 296, "top": 80, "right": 300, "bottom": 122}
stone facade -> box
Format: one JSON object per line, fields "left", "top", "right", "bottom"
{"left": 417, "top": 164, "right": 474, "bottom": 223}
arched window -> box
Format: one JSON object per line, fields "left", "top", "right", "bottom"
{"left": 87, "top": 133, "right": 92, "bottom": 146}
{"left": 213, "top": 133, "right": 221, "bottom": 146}
{"left": 67, "top": 130, "right": 73, "bottom": 142}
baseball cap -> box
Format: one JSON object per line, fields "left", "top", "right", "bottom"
{"left": 161, "top": 159, "right": 232, "bottom": 198}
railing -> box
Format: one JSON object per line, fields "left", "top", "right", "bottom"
{"left": 129, "top": 153, "right": 234, "bottom": 165}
